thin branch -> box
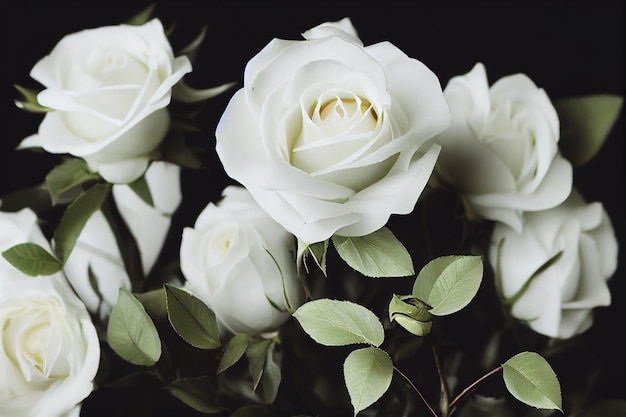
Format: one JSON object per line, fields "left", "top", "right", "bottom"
{"left": 429, "top": 336, "right": 450, "bottom": 416}
{"left": 448, "top": 366, "right": 503, "bottom": 410}
{"left": 393, "top": 365, "right": 439, "bottom": 417}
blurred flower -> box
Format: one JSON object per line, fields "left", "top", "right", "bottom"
{"left": 216, "top": 17, "right": 451, "bottom": 243}
{"left": 0, "top": 209, "right": 100, "bottom": 417}
{"left": 433, "top": 62, "right": 573, "bottom": 232}
{"left": 180, "top": 186, "right": 304, "bottom": 334}
{"left": 489, "top": 189, "right": 618, "bottom": 338}
{"left": 18, "top": 19, "right": 192, "bottom": 183}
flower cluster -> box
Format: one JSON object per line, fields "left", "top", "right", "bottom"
{"left": 1, "top": 5, "right": 623, "bottom": 417}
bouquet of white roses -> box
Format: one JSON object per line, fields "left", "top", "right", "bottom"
{"left": 1, "top": 3, "right": 623, "bottom": 417}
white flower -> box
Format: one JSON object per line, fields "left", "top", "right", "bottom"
{"left": 216, "top": 18, "right": 451, "bottom": 244}
{"left": 0, "top": 209, "right": 100, "bottom": 417}
{"left": 489, "top": 189, "right": 618, "bottom": 339}
{"left": 64, "top": 162, "right": 182, "bottom": 317}
{"left": 433, "top": 63, "right": 573, "bottom": 232}
{"left": 18, "top": 19, "right": 192, "bottom": 184}
{"left": 180, "top": 186, "right": 304, "bottom": 334}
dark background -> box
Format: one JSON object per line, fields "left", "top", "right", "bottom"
{"left": 1, "top": 0, "right": 624, "bottom": 409}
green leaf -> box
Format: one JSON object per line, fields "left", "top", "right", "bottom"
{"left": 217, "top": 334, "right": 250, "bottom": 374}
{"left": 256, "top": 342, "right": 282, "bottom": 404}
{"left": 135, "top": 287, "right": 167, "bottom": 320}
{"left": 246, "top": 339, "right": 271, "bottom": 392}
{"left": 45, "top": 158, "right": 99, "bottom": 204}
{"left": 165, "top": 284, "right": 220, "bottom": 350}
{"left": 1, "top": 243, "right": 63, "bottom": 277}
{"left": 14, "top": 84, "right": 50, "bottom": 113}
{"left": 159, "top": 128, "right": 203, "bottom": 169}
{"left": 343, "top": 347, "right": 393, "bottom": 416}
{"left": 581, "top": 399, "right": 626, "bottom": 417}
{"left": 293, "top": 299, "right": 384, "bottom": 347}
{"left": 128, "top": 175, "right": 154, "bottom": 207}
{"left": 107, "top": 287, "right": 162, "bottom": 366}
{"left": 166, "top": 376, "right": 223, "bottom": 414}
{"left": 332, "top": 227, "right": 414, "bottom": 278}
{"left": 307, "top": 240, "right": 329, "bottom": 276}
{"left": 125, "top": 3, "right": 155, "bottom": 25}
{"left": 556, "top": 94, "right": 623, "bottom": 166}
{"left": 412, "top": 255, "right": 483, "bottom": 316}
{"left": 502, "top": 352, "right": 562, "bottom": 411}
{"left": 231, "top": 405, "right": 273, "bottom": 417}
{"left": 53, "top": 183, "right": 111, "bottom": 263}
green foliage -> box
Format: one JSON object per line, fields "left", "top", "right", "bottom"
{"left": 1, "top": 242, "right": 63, "bottom": 277}
{"left": 245, "top": 339, "right": 282, "bottom": 403}
{"left": 128, "top": 175, "right": 154, "bottom": 207}
{"left": 13, "top": 84, "right": 50, "bottom": 113}
{"left": 125, "top": 3, "right": 155, "bottom": 25}
{"left": 231, "top": 405, "right": 273, "bottom": 417}
{"left": 45, "top": 158, "right": 99, "bottom": 203}
{"left": 218, "top": 334, "right": 250, "bottom": 374}
{"left": 165, "top": 284, "right": 220, "bottom": 350}
{"left": 107, "top": 288, "right": 162, "bottom": 366}
{"left": 502, "top": 352, "right": 562, "bottom": 411}
{"left": 388, "top": 295, "right": 433, "bottom": 336}
{"left": 556, "top": 94, "right": 623, "bottom": 167}
{"left": 53, "top": 183, "right": 111, "bottom": 263}
{"left": 412, "top": 255, "right": 483, "bottom": 316}
{"left": 343, "top": 347, "right": 393, "bottom": 416}
{"left": 293, "top": 299, "right": 384, "bottom": 347}
{"left": 166, "top": 376, "right": 223, "bottom": 414}
{"left": 332, "top": 227, "right": 414, "bottom": 278}
{"left": 307, "top": 239, "right": 329, "bottom": 276}
{"left": 159, "top": 128, "right": 204, "bottom": 169}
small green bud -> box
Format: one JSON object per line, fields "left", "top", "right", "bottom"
{"left": 388, "top": 294, "right": 432, "bottom": 336}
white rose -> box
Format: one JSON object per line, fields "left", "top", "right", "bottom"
{"left": 433, "top": 62, "right": 573, "bottom": 232}
{"left": 489, "top": 189, "right": 618, "bottom": 339}
{"left": 0, "top": 209, "right": 100, "bottom": 417}
{"left": 64, "top": 162, "right": 182, "bottom": 317}
{"left": 216, "top": 18, "right": 451, "bottom": 244}
{"left": 19, "top": 19, "right": 192, "bottom": 184}
{"left": 180, "top": 186, "right": 304, "bottom": 334}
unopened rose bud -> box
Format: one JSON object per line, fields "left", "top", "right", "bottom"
{"left": 388, "top": 294, "right": 432, "bottom": 336}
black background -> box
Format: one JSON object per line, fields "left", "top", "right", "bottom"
{"left": 1, "top": 0, "right": 624, "bottom": 411}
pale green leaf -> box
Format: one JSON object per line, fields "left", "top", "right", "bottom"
{"left": 293, "top": 299, "right": 384, "bottom": 347}
{"left": 412, "top": 255, "right": 483, "bottom": 316}
{"left": 128, "top": 175, "right": 153, "bottom": 207}
{"left": 246, "top": 339, "right": 271, "bottom": 392}
{"left": 53, "top": 183, "right": 111, "bottom": 263}
{"left": 502, "top": 352, "right": 562, "bottom": 411}
{"left": 107, "top": 288, "right": 162, "bottom": 366}
{"left": 217, "top": 334, "right": 250, "bottom": 374}
{"left": 1, "top": 243, "right": 63, "bottom": 277}
{"left": 256, "top": 342, "right": 281, "bottom": 404}
{"left": 165, "top": 284, "right": 220, "bottom": 350}
{"left": 166, "top": 376, "right": 223, "bottom": 414}
{"left": 125, "top": 3, "right": 155, "bottom": 25}
{"left": 332, "top": 227, "right": 414, "bottom": 278}
{"left": 14, "top": 84, "right": 50, "bottom": 113}
{"left": 344, "top": 347, "right": 393, "bottom": 416}
{"left": 307, "top": 239, "right": 329, "bottom": 277}
{"left": 556, "top": 94, "right": 623, "bottom": 166}
{"left": 45, "top": 158, "right": 99, "bottom": 203}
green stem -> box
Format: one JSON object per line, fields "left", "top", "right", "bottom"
{"left": 448, "top": 366, "right": 503, "bottom": 412}
{"left": 393, "top": 365, "right": 439, "bottom": 417}
{"left": 429, "top": 336, "right": 450, "bottom": 417}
